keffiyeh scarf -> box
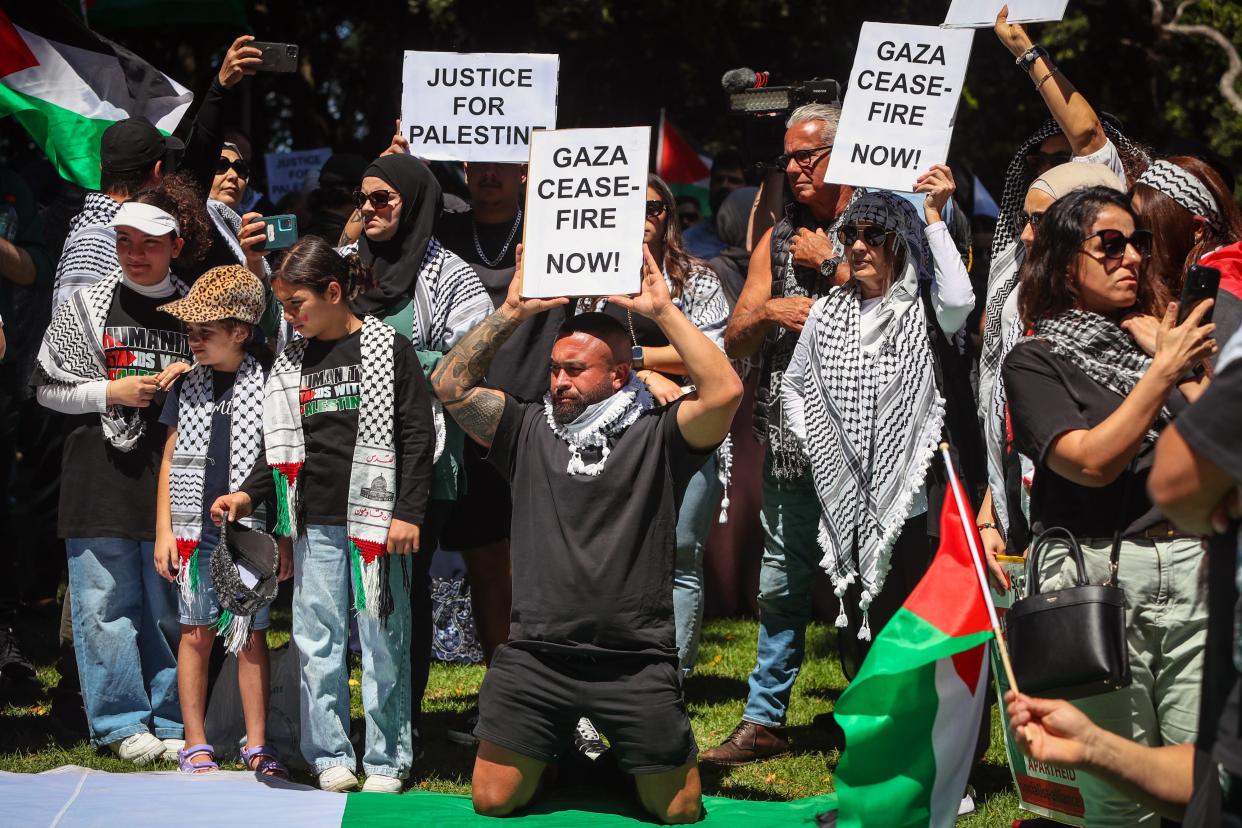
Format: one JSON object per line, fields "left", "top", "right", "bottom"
{"left": 169, "top": 358, "right": 267, "bottom": 648}
{"left": 207, "top": 199, "right": 271, "bottom": 278}
{"left": 35, "top": 268, "right": 188, "bottom": 451}
{"left": 264, "top": 315, "right": 400, "bottom": 618}
{"left": 543, "top": 372, "right": 656, "bottom": 476}
{"left": 1136, "top": 160, "right": 1223, "bottom": 234}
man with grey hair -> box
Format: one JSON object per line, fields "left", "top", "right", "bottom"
{"left": 704, "top": 102, "right": 857, "bottom": 766}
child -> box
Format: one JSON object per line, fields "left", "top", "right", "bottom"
{"left": 213, "top": 236, "right": 435, "bottom": 792}
{"left": 153, "top": 264, "right": 290, "bottom": 776}
{"left": 33, "top": 181, "right": 208, "bottom": 763}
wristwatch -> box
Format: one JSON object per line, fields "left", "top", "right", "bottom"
{"left": 1015, "top": 45, "right": 1049, "bottom": 73}
{"left": 818, "top": 257, "right": 837, "bottom": 280}
{"left": 631, "top": 345, "right": 645, "bottom": 369}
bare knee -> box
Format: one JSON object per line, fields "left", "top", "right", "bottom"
{"left": 471, "top": 741, "right": 543, "bottom": 817}
{"left": 180, "top": 624, "right": 214, "bottom": 651}
{"left": 652, "top": 798, "right": 701, "bottom": 825}
{"left": 472, "top": 785, "right": 519, "bottom": 818}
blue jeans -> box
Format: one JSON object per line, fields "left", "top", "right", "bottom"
{"left": 179, "top": 550, "right": 271, "bottom": 629}
{"left": 673, "top": 457, "right": 722, "bottom": 673}
{"left": 66, "top": 538, "right": 182, "bottom": 746}
{"left": 294, "top": 524, "right": 413, "bottom": 778}
{"left": 741, "top": 459, "right": 822, "bottom": 727}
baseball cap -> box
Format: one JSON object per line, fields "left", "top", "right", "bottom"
{"left": 108, "top": 201, "right": 180, "bottom": 236}
{"left": 100, "top": 117, "right": 185, "bottom": 174}
{"left": 159, "top": 264, "right": 266, "bottom": 324}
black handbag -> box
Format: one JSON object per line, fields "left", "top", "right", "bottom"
{"left": 1005, "top": 526, "right": 1131, "bottom": 700}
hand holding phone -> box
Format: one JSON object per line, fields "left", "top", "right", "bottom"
{"left": 254, "top": 214, "right": 298, "bottom": 252}
{"left": 251, "top": 42, "right": 299, "bottom": 74}
{"left": 1177, "top": 264, "right": 1220, "bottom": 326}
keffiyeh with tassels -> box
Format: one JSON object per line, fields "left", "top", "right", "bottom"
{"left": 542, "top": 372, "right": 656, "bottom": 476}
{"left": 169, "top": 358, "right": 267, "bottom": 649}
{"left": 264, "top": 316, "right": 400, "bottom": 618}
{"left": 799, "top": 192, "right": 944, "bottom": 641}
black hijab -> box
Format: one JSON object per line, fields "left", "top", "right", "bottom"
{"left": 353, "top": 154, "right": 443, "bottom": 318}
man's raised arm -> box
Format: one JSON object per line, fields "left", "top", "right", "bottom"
{"left": 430, "top": 245, "right": 568, "bottom": 448}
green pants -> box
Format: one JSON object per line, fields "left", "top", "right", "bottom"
{"left": 1037, "top": 534, "right": 1207, "bottom": 827}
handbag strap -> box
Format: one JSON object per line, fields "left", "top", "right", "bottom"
{"left": 1105, "top": 456, "right": 1140, "bottom": 588}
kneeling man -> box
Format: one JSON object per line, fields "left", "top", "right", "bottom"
{"left": 431, "top": 245, "right": 742, "bottom": 823}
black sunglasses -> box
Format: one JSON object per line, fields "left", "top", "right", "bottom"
{"left": 837, "top": 224, "right": 893, "bottom": 248}
{"left": 1081, "top": 228, "right": 1153, "bottom": 261}
{"left": 777, "top": 145, "right": 833, "bottom": 169}
{"left": 645, "top": 199, "right": 667, "bottom": 218}
{"left": 1020, "top": 211, "right": 1045, "bottom": 229}
{"left": 353, "top": 188, "right": 396, "bottom": 209}
{"left": 1024, "top": 150, "right": 1073, "bottom": 175}
{"left": 215, "top": 157, "right": 250, "bottom": 180}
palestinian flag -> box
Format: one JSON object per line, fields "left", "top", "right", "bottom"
{"left": 0, "top": 4, "right": 192, "bottom": 190}
{"left": 828, "top": 470, "right": 995, "bottom": 828}
{"left": 655, "top": 109, "right": 713, "bottom": 216}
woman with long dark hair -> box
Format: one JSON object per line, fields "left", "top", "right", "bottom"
{"left": 1003, "top": 187, "right": 1215, "bottom": 827}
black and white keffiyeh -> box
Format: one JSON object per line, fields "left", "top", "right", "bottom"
{"left": 34, "top": 268, "right": 189, "bottom": 451}
{"left": 207, "top": 198, "right": 271, "bottom": 278}
{"left": 542, "top": 372, "right": 656, "bottom": 476}
{"left": 1136, "top": 160, "right": 1223, "bottom": 234}
{"left": 800, "top": 192, "right": 944, "bottom": 641}
{"left": 264, "top": 315, "right": 400, "bottom": 618}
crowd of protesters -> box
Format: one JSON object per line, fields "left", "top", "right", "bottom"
{"left": 1, "top": 12, "right": 1241, "bottom": 826}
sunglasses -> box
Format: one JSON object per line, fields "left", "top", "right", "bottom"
{"left": 777, "top": 145, "right": 833, "bottom": 169}
{"left": 215, "top": 157, "right": 250, "bottom": 180}
{"left": 1020, "top": 211, "right": 1045, "bottom": 230}
{"left": 645, "top": 199, "right": 667, "bottom": 218}
{"left": 837, "top": 224, "right": 894, "bottom": 248}
{"left": 1080, "top": 228, "right": 1153, "bottom": 261}
{"left": 1024, "top": 150, "right": 1073, "bottom": 175}
{"left": 353, "top": 188, "right": 396, "bottom": 209}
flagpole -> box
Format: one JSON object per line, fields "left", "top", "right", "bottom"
{"left": 656, "top": 107, "right": 666, "bottom": 178}
{"left": 939, "top": 443, "right": 1020, "bottom": 694}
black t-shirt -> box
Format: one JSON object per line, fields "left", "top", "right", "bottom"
{"left": 241, "top": 329, "right": 434, "bottom": 526}
{"left": 159, "top": 370, "right": 235, "bottom": 552}
{"left": 58, "top": 285, "right": 190, "bottom": 539}
{"left": 486, "top": 397, "right": 713, "bottom": 659}
{"left": 1177, "top": 351, "right": 1242, "bottom": 823}
{"left": 1003, "top": 339, "right": 1187, "bottom": 537}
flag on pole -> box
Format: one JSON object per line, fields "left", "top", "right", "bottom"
{"left": 655, "top": 108, "right": 712, "bottom": 214}
{"left": 829, "top": 466, "right": 995, "bottom": 828}
{"left": 0, "top": 4, "right": 193, "bottom": 190}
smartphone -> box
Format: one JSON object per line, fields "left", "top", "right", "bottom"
{"left": 252, "top": 42, "right": 299, "bottom": 73}
{"left": 1177, "top": 264, "right": 1220, "bottom": 325}
{"left": 255, "top": 214, "right": 298, "bottom": 252}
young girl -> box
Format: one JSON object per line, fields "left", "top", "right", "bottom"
{"left": 213, "top": 236, "right": 436, "bottom": 793}
{"left": 152, "top": 264, "right": 289, "bottom": 776}
{"left": 34, "top": 180, "right": 208, "bottom": 763}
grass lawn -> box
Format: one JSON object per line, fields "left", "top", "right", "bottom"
{"left": 0, "top": 602, "right": 1028, "bottom": 825}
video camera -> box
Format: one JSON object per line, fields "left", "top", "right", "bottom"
{"left": 722, "top": 68, "right": 842, "bottom": 116}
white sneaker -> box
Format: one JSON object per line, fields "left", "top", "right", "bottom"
{"left": 361, "top": 775, "right": 403, "bottom": 793}
{"left": 161, "top": 738, "right": 185, "bottom": 762}
{"left": 957, "top": 786, "right": 977, "bottom": 819}
{"left": 108, "top": 733, "right": 166, "bottom": 765}
{"left": 318, "top": 766, "right": 360, "bottom": 792}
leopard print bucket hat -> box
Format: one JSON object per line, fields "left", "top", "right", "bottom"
{"left": 160, "top": 264, "right": 265, "bottom": 324}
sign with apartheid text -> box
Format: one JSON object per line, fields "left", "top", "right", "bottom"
{"left": 825, "top": 23, "right": 973, "bottom": 193}
{"left": 400, "top": 51, "right": 559, "bottom": 163}
{"left": 264, "top": 148, "right": 332, "bottom": 205}
{"left": 520, "top": 126, "right": 650, "bottom": 299}
{"left": 942, "top": 0, "right": 1069, "bottom": 29}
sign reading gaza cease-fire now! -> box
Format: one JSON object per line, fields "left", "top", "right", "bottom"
{"left": 520, "top": 126, "right": 650, "bottom": 299}
{"left": 826, "top": 23, "right": 973, "bottom": 193}
{"left": 400, "top": 51, "right": 559, "bottom": 163}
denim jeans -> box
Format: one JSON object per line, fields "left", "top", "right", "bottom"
{"left": 741, "top": 459, "right": 822, "bottom": 727}
{"left": 673, "top": 457, "right": 722, "bottom": 673}
{"left": 66, "top": 538, "right": 182, "bottom": 746}
{"left": 179, "top": 550, "right": 270, "bottom": 629}
{"left": 294, "top": 524, "right": 413, "bottom": 779}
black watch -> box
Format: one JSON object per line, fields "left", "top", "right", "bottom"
{"left": 631, "top": 345, "right": 645, "bottom": 369}
{"left": 818, "top": 257, "right": 837, "bottom": 280}
{"left": 1015, "top": 45, "right": 1049, "bottom": 73}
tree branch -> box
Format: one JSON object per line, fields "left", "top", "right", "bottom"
{"left": 1151, "top": 0, "right": 1242, "bottom": 116}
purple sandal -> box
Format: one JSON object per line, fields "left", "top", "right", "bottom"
{"left": 177, "top": 744, "right": 218, "bottom": 774}
{"left": 241, "top": 744, "right": 288, "bottom": 779}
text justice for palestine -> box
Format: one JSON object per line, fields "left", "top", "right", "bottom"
{"left": 410, "top": 65, "right": 545, "bottom": 145}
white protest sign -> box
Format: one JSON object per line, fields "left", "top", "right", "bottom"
{"left": 520, "top": 126, "right": 650, "bottom": 299}
{"left": 263, "top": 148, "right": 332, "bottom": 205}
{"left": 943, "top": 0, "right": 1069, "bottom": 29}
{"left": 401, "top": 51, "right": 559, "bottom": 163}
{"left": 825, "top": 23, "right": 974, "bottom": 192}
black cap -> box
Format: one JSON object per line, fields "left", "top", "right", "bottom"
{"left": 100, "top": 117, "right": 185, "bottom": 174}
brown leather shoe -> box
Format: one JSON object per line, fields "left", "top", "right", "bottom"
{"left": 698, "top": 720, "right": 789, "bottom": 765}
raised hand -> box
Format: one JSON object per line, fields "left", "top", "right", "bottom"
{"left": 606, "top": 244, "right": 674, "bottom": 321}
{"left": 382, "top": 119, "right": 410, "bottom": 157}
{"left": 503, "top": 244, "right": 571, "bottom": 321}
{"left": 914, "top": 164, "right": 956, "bottom": 224}
{"left": 218, "top": 35, "right": 263, "bottom": 88}
{"left": 238, "top": 211, "right": 269, "bottom": 275}
{"left": 1153, "top": 300, "right": 1217, "bottom": 379}
{"left": 994, "top": 5, "right": 1035, "bottom": 59}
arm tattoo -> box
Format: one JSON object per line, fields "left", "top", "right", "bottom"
{"left": 430, "top": 309, "right": 521, "bottom": 403}
{"left": 450, "top": 388, "right": 506, "bottom": 446}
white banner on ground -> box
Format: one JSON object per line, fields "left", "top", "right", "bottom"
{"left": 400, "top": 51, "right": 559, "bottom": 163}
{"left": 825, "top": 23, "right": 974, "bottom": 192}
{"left": 520, "top": 126, "right": 650, "bottom": 298}
{"left": 943, "top": 0, "right": 1069, "bottom": 29}
{"left": 264, "top": 148, "right": 332, "bottom": 205}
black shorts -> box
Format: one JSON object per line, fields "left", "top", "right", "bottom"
{"left": 440, "top": 439, "right": 512, "bottom": 549}
{"left": 474, "top": 644, "right": 698, "bottom": 774}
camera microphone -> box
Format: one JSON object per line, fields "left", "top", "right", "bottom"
{"left": 721, "top": 67, "right": 769, "bottom": 93}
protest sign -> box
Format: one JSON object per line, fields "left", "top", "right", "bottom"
{"left": 943, "top": 0, "right": 1069, "bottom": 29}
{"left": 264, "top": 148, "right": 332, "bottom": 205}
{"left": 825, "top": 22, "right": 973, "bottom": 193}
{"left": 990, "top": 556, "right": 1088, "bottom": 826}
{"left": 520, "top": 126, "right": 650, "bottom": 299}
{"left": 401, "top": 51, "right": 559, "bottom": 163}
